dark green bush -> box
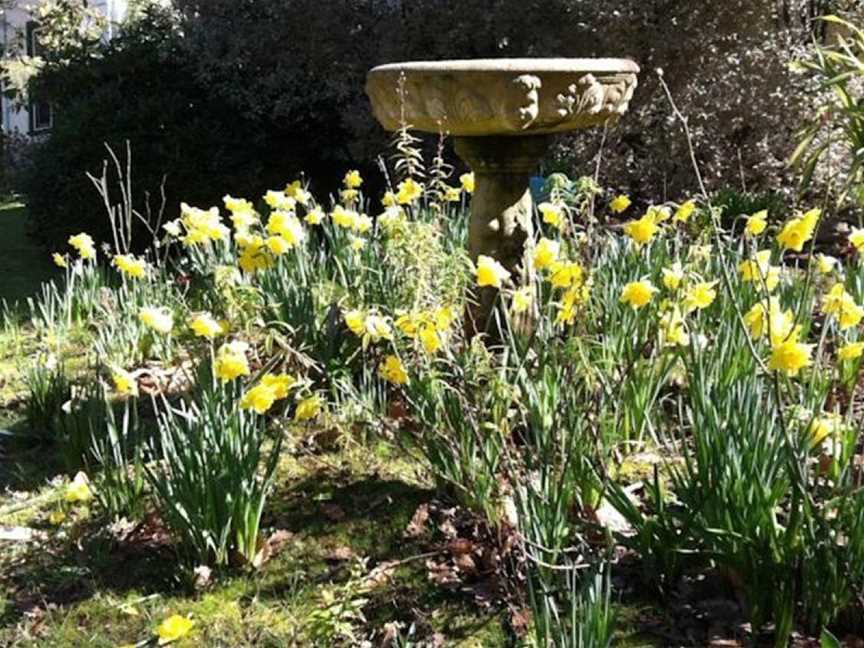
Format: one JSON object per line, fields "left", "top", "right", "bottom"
{"left": 20, "top": 6, "right": 349, "bottom": 251}
{"left": 18, "top": 0, "right": 834, "bottom": 250}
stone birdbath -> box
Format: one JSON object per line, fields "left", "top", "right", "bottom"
{"left": 366, "top": 58, "right": 639, "bottom": 335}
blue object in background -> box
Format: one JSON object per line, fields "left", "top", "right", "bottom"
{"left": 530, "top": 175, "right": 548, "bottom": 203}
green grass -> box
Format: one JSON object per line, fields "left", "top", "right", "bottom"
{"left": 0, "top": 436, "right": 508, "bottom": 647}
{"left": 0, "top": 200, "right": 57, "bottom": 306}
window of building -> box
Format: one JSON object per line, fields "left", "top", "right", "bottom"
{"left": 26, "top": 21, "right": 53, "bottom": 133}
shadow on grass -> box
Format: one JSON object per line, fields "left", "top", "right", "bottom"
{"left": 0, "top": 514, "right": 181, "bottom": 632}
{"left": 0, "top": 419, "right": 67, "bottom": 493}
{"left": 260, "top": 469, "right": 508, "bottom": 644}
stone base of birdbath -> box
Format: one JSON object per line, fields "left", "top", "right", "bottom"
{"left": 366, "top": 58, "right": 639, "bottom": 337}
{"left": 454, "top": 135, "right": 550, "bottom": 337}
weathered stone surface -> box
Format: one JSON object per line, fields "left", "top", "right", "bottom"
{"left": 366, "top": 58, "right": 639, "bottom": 137}
{"left": 455, "top": 135, "right": 550, "bottom": 338}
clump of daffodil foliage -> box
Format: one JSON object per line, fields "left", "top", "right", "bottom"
{"left": 8, "top": 138, "right": 864, "bottom": 646}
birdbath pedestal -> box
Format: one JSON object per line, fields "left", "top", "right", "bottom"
{"left": 366, "top": 58, "right": 639, "bottom": 336}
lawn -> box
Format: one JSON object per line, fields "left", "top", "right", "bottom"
{"left": 0, "top": 200, "right": 57, "bottom": 307}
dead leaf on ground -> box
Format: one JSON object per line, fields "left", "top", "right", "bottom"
{"left": 326, "top": 546, "right": 356, "bottom": 562}
{"left": 193, "top": 565, "right": 212, "bottom": 590}
{"left": 447, "top": 538, "right": 474, "bottom": 556}
{"left": 510, "top": 607, "right": 531, "bottom": 637}
{"left": 425, "top": 559, "right": 459, "bottom": 587}
{"left": 404, "top": 503, "right": 429, "bottom": 538}
{"left": 266, "top": 529, "right": 294, "bottom": 556}
{"left": 365, "top": 560, "right": 398, "bottom": 588}
{"left": 321, "top": 503, "right": 346, "bottom": 522}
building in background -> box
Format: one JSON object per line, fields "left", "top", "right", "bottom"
{"left": 0, "top": 0, "right": 129, "bottom": 136}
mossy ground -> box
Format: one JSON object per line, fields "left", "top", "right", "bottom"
{"left": 0, "top": 433, "right": 511, "bottom": 646}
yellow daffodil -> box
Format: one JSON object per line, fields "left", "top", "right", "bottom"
{"left": 112, "top": 368, "right": 138, "bottom": 397}
{"left": 223, "top": 195, "right": 255, "bottom": 216}
{"left": 647, "top": 205, "right": 672, "bottom": 223}
{"left": 548, "top": 260, "right": 584, "bottom": 289}
{"left": 381, "top": 191, "right": 398, "bottom": 207}
{"left": 155, "top": 614, "right": 194, "bottom": 645}
{"left": 533, "top": 238, "right": 560, "bottom": 271}
{"left": 214, "top": 341, "right": 250, "bottom": 382}
{"left": 444, "top": 186, "right": 462, "bottom": 202}
{"left": 743, "top": 299, "right": 798, "bottom": 345}
{"left": 460, "top": 172, "right": 475, "bottom": 193}
{"left": 261, "top": 373, "right": 297, "bottom": 399}
{"left": 266, "top": 235, "right": 292, "bottom": 255}
{"left": 344, "top": 310, "right": 392, "bottom": 343}
{"left": 112, "top": 254, "right": 148, "bottom": 280}
{"left": 620, "top": 280, "right": 658, "bottom": 309}
{"left": 237, "top": 235, "right": 274, "bottom": 274}
{"left": 817, "top": 254, "right": 837, "bottom": 275}
{"left": 354, "top": 214, "right": 373, "bottom": 234}
{"left": 623, "top": 212, "right": 660, "bottom": 246}
{"left": 419, "top": 325, "right": 442, "bottom": 354}
{"left": 65, "top": 472, "right": 92, "bottom": 503}
{"left": 230, "top": 210, "right": 258, "bottom": 232}
{"left": 434, "top": 306, "right": 455, "bottom": 331}
{"left": 661, "top": 263, "right": 685, "bottom": 291}
{"left": 476, "top": 255, "right": 511, "bottom": 288}
{"left": 294, "top": 394, "right": 322, "bottom": 421}
{"left": 49, "top": 509, "right": 66, "bottom": 525}
{"left": 838, "top": 341, "right": 864, "bottom": 361}
{"left": 264, "top": 190, "right": 296, "bottom": 212}
{"left": 189, "top": 313, "right": 226, "bottom": 339}
{"left": 362, "top": 314, "right": 392, "bottom": 341}
{"left": 240, "top": 384, "right": 278, "bottom": 414}
{"left": 682, "top": 281, "right": 718, "bottom": 312}
{"left": 674, "top": 200, "right": 696, "bottom": 223}
{"left": 238, "top": 372, "right": 297, "bottom": 414}
{"left": 768, "top": 338, "right": 813, "bottom": 377}
{"left": 739, "top": 250, "right": 780, "bottom": 291}
{"left": 180, "top": 204, "right": 230, "bottom": 245}
{"left": 379, "top": 355, "right": 408, "bottom": 385}
{"left": 512, "top": 286, "right": 533, "bottom": 314}
{"left": 810, "top": 414, "right": 842, "bottom": 449}
{"left": 538, "top": 202, "right": 565, "bottom": 230}
{"left": 659, "top": 307, "right": 689, "bottom": 347}
{"left": 556, "top": 282, "right": 591, "bottom": 325}
{"left": 396, "top": 178, "right": 424, "bottom": 205}
{"left": 343, "top": 170, "right": 363, "bottom": 189}
{"left": 821, "top": 284, "right": 864, "bottom": 330}
{"left": 285, "top": 181, "right": 311, "bottom": 205}
{"left": 266, "top": 211, "right": 305, "bottom": 246}
{"left": 776, "top": 208, "right": 820, "bottom": 252}
{"left": 68, "top": 232, "right": 97, "bottom": 260}
{"left": 52, "top": 253, "right": 67, "bottom": 268}
{"left": 344, "top": 309, "right": 365, "bottom": 336}
{"left": 304, "top": 207, "right": 324, "bottom": 225}
{"left": 850, "top": 227, "right": 864, "bottom": 253}
{"left": 331, "top": 205, "right": 359, "bottom": 230}
{"left": 395, "top": 313, "right": 419, "bottom": 337}
{"left": 609, "top": 194, "right": 631, "bottom": 214}
{"left": 139, "top": 307, "right": 174, "bottom": 334}
{"left": 745, "top": 210, "right": 767, "bottom": 237}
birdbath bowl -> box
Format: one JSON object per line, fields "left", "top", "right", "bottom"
{"left": 366, "top": 58, "right": 639, "bottom": 334}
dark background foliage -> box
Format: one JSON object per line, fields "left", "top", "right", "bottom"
{"left": 13, "top": 0, "right": 841, "bottom": 249}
